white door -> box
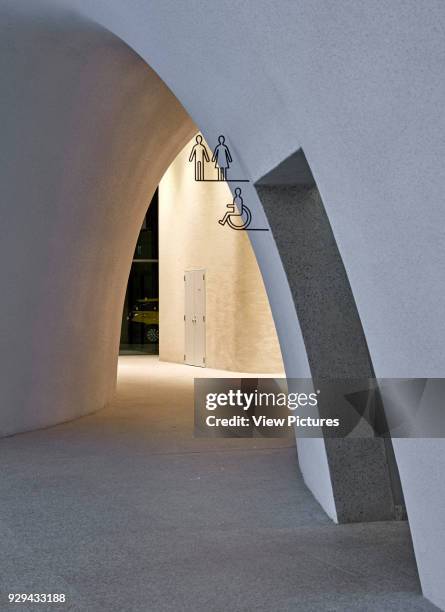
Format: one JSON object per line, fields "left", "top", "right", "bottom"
{"left": 184, "top": 269, "right": 206, "bottom": 367}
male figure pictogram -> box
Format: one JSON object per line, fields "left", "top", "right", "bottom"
{"left": 189, "top": 135, "right": 210, "bottom": 181}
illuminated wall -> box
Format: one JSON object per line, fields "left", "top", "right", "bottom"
{"left": 159, "top": 138, "right": 284, "bottom": 373}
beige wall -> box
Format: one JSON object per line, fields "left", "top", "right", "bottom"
{"left": 159, "top": 137, "right": 283, "bottom": 373}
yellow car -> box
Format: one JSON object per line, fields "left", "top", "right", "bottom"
{"left": 127, "top": 298, "right": 159, "bottom": 343}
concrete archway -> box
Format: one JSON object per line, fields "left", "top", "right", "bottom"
{"left": 1, "top": 2, "right": 445, "bottom": 608}
{"left": 0, "top": 9, "right": 195, "bottom": 435}
{"left": 0, "top": 7, "right": 339, "bottom": 527}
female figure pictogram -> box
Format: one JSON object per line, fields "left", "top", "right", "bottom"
{"left": 212, "top": 135, "right": 232, "bottom": 181}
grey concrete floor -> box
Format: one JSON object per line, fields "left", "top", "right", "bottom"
{"left": 0, "top": 357, "right": 439, "bottom": 611}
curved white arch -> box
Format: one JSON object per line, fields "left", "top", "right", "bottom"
{"left": 0, "top": 8, "right": 195, "bottom": 432}
{"left": 1, "top": 1, "right": 445, "bottom": 608}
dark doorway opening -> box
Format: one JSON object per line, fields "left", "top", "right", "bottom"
{"left": 120, "top": 190, "right": 159, "bottom": 355}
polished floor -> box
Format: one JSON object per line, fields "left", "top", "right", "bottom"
{"left": 0, "top": 357, "right": 438, "bottom": 611}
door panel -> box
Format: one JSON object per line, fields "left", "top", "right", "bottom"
{"left": 184, "top": 269, "right": 206, "bottom": 367}
{"left": 184, "top": 270, "right": 195, "bottom": 365}
{"left": 193, "top": 271, "right": 206, "bottom": 366}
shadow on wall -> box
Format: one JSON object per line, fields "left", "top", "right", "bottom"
{"left": 255, "top": 149, "right": 405, "bottom": 524}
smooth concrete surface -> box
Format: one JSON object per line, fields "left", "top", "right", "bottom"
{"left": 0, "top": 10, "right": 194, "bottom": 436}
{"left": 0, "top": 356, "right": 437, "bottom": 612}
{"left": 1, "top": 2, "right": 445, "bottom": 606}
{"left": 58, "top": 4, "right": 445, "bottom": 605}
{"left": 0, "top": 0, "right": 325, "bottom": 543}
{"left": 159, "top": 138, "right": 283, "bottom": 373}
{"left": 393, "top": 438, "right": 445, "bottom": 611}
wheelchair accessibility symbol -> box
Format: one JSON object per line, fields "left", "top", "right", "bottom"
{"left": 218, "top": 188, "right": 252, "bottom": 230}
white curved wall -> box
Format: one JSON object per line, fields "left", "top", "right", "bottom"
{"left": 0, "top": 7, "right": 194, "bottom": 435}
{"left": 1, "top": 1, "right": 445, "bottom": 607}
{"left": 78, "top": 3, "right": 442, "bottom": 605}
